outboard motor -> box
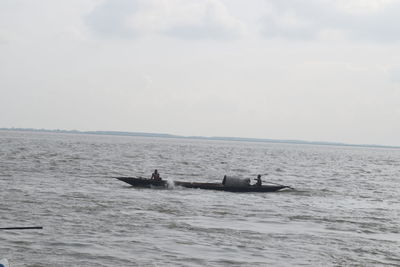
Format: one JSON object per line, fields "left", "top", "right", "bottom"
{"left": 222, "top": 176, "right": 250, "bottom": 187}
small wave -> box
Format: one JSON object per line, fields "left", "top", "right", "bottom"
{"left": 231, "top": 168, "right": 247, "bottom": 173}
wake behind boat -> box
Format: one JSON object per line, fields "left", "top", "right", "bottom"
{"left": 114, "top": 176, "right": 292, "bottom": 192}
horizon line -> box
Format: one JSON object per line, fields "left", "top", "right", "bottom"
{"left": 1, "top": 127, "right": 399, "bottom": 149}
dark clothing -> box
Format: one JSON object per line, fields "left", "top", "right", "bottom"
{"left": 256, "top": 175, "right": 262, "bottom": 187}
{"left": 151, "top": 172, "right": 161, "bottom": 181}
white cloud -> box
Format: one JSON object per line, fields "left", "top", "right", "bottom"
{"left": 0, "top": 0, "right": 95, "bottom": 44}
{"left": 335, "top": 0, "right": 396, "bottom": 14}
{"left": 86, "top": 0, "right": 245, "bottom": 40}
{"left": 0, "top": 31, "right": 9, "bottom": 44}
{"left": 260, "top": 0, "right": 400, "bottom": 42}
{"left": 389, "top": 66, "right": 400, "bottom": 83}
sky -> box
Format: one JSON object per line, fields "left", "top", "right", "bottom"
{"left": 1, "top": 0, "right": 400, "bottom": 146}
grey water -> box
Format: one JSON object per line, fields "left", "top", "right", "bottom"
{"left": 0, "top": 130, "right": 399, "bottom": 267}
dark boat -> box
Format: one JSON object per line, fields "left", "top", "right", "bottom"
{"left": 115, "top": 177, "right": 291, "bottom": 192}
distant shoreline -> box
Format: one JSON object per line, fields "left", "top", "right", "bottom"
{"left": 1, "top": 127, "right": 399, "bottom": 149}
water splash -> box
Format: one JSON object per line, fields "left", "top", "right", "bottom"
{"left": 166, "top": 179, "right": 175, "bottom": 189}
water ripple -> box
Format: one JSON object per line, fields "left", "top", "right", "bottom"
{"left": 1, "top": 131, "right": 400, "bottom": 266}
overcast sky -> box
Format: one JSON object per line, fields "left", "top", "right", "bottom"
{"left": 1, "top": 0, "right": 400, "bottom": 146}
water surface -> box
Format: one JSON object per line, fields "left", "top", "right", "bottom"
{"left": 1, "top": 131, "right": 399, "bottom": 266}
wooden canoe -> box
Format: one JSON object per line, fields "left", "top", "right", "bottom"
{"left": 115, "top": 177, "right": 291, "bottom": 192}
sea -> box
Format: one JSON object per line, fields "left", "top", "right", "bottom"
{"left": 0, "top": 130, "right": 399, "bottom": 267}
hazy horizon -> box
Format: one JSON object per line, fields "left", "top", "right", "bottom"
{"left": 2, "top": 0, "right": 400, "bottom": 146}
{"left": 2, "top": 127, "right": 400, "bottom": 148}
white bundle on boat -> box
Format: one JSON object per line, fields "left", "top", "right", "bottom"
{"left": 223, "top": 176, "right": 250, "bottom": 187}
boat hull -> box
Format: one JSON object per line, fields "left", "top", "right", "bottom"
{"left": 115, "top": 177, "right": 289, "bottom": 192}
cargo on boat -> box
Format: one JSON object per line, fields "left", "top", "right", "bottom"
{"left": 115, "top": 177, "right": 291, "bottom": 192}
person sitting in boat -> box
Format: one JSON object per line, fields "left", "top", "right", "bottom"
{"left": 151, "top": 169, "right": 162, "bottom": 181}
{"left": 255, "top": 174, "right": 262, "bottom": 187}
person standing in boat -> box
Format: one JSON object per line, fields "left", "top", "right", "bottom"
{"left": 151, "top": 169, "right": 162, "bottom": 181}
{"left": 255, "top": 174, "right": 262, "bottom": 187}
